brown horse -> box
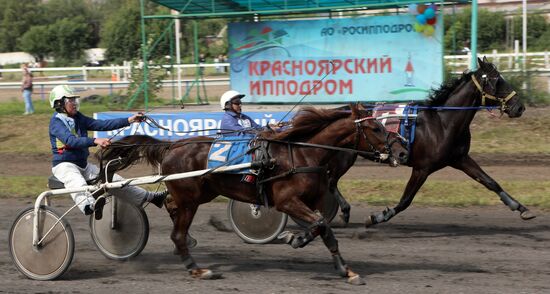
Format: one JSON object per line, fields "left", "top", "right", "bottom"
{"left": 98, "top": 104, "right": 408, "bottom": 285}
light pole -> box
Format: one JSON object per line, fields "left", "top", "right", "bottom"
{"left": 470, "top": 0, "right": 478, "bottom": 70}
{"left": 522, "top": 0, "right": 527, "bottom": 89}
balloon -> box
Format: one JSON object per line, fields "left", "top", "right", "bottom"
{"left": 424, "top": 8, "right": 435, "bottom": 19}
{"left": 416, "top": 14, "right": 427, "bottom": 25}
{"left": 408, "top": 4, "right": 418, "bottom": 15}
{"left": 429, "top": 4, "right": 438, "bottom": 12}
{"left": 413, "top": 23, "right": 425, "bottom": 32}
{"left": 427, "top": 17, "right": 437, "bottom": 25}
{"left": 417, "top": 4, "right": 427, "bottom": 14}
{"left": 423, "top": 25, "right": 435, "bottom": 36}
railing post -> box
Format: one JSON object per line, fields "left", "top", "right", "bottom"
{"left": 492, "top": 49, "right": 499, "bottom": 68}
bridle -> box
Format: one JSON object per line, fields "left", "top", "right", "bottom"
{"left": 354, "top": 116, "right": 398, "bottom": 161}
{"left": 471, "top": 72, "right": 516, "bottom": 112}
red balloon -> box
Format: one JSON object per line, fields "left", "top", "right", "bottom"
{"left": 427, "top": 17, "right": 437, "bottom": 25}
{"left": 417, "top": 4, "right": 427, "bottom": 14}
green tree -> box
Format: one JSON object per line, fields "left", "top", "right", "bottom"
{"left": 49, "top": 16, "right": 93, "bottom": 65}
{"left": 20, "top": 25, "right": 52, "bottom": 61}
{"left": 0, "top": 0, "right": 43, "bottom": 52}
{"left": 445, "top": 8, "right": 550, "bottom": 53}
{"left": 444, "top": 8, "right": 507, "bottom": 54}
{"left": 511, "top": 13, "right": 550, "bottom": 51}
{"left": 101, "top": 1, "right": 172, "bottom": 64}
{"left": 533, "top": 30, "right": 550, "bottom": 51}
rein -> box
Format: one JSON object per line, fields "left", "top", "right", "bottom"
{"left": 264, "top": 139, "right": 379, "bottom": 158}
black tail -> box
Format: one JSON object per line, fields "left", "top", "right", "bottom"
{"left": 94, "top": 135, "right": 172, "bottom": 183}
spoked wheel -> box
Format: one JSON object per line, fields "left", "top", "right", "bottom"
{"left": 9, "top": 205, "right": 75, "bottom": 281}
{"left": 291, "top": 190, "right": 340, "bottom": 228}
{"left": 89, "top": 197, "right": 149, "bottom": 260}
{"left": 228, "top": 200, "right": 288, "bottom": 244}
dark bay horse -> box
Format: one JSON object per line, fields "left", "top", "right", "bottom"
{"left": 355, "top": 57, "right": 531, "bottom": 226}
{"left": 98, "top": 104, "right": 408, "bottom": 285}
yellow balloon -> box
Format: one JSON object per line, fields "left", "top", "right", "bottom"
{"left": 423, "top": 25, "right": 435, "bottom": 36}
{"left": 414, "top": 23, "right": 425, "bottom": 32}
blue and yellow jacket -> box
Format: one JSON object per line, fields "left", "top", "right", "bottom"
{"left": 49, "top": 112, "right": 129, "bottom": 168}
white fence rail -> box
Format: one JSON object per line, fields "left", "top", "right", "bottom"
{"left": 445, "top": 51, "right": 550, "bottom": 74}
{"left": 1, "top": 53, "right": 549, "bottom": 98}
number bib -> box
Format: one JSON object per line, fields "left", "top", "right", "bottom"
{"left": 207, "top": 135, "right": 254, "bottom": 174}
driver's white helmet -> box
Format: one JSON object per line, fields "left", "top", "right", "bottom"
{"left": 220, "top": 90, "right": 245, "bottom": 110}
{"left": 49, "top": 85, "right": 80, "bottom": 108}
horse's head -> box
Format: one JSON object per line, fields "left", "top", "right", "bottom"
{"left": 350, "top": 104, "right": 408, "bottom": 167}
{"left": 473, "top": 56, "right": 525, "bottom": 118}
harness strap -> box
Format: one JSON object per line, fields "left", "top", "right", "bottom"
{"left": 265, "top": 139, "right": 378, "bottom": 158}
{"left": 258, "top": 166, "right": 327, "bottom": 184}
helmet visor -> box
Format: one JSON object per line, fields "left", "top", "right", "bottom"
{"left": 63, "top": 97, "right": 80, "bottom": 111}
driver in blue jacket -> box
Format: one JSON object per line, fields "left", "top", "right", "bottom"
{"left": 48, "top": 85, "right": 167, "bottom": 219}
{"left": 220, "top": 90, "right": 261, "bottom": 133}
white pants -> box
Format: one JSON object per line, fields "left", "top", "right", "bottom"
{"left": 52, "top": 162, "right": 148, "bottom": 214}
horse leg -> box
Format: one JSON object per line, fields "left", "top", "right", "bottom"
{"left": 165, "top": 194, "right": 197, "bottom": 254}
{"left": 277, "top": 201, "right": 364, "bottom": 285}
{"left": 451, "top": 155, "right": 535, "bottom": 220}
{"left": 171, "top": 203, "right": 219, "bottom": 279}
{"left": 332, "top": 187, "right": 351, "bottom": 226}
{"left": 365, "top": 168, "right": 429, "bottom": 227}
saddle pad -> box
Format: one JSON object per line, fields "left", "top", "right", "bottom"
{"left": 207, "top": 135, "right": 254, "bottom": 174}
{"left": 372, "top": 104, "right": 408, "bottom": 133}
{"left": 372, "top": 103, "right": 418, "bottom": 150}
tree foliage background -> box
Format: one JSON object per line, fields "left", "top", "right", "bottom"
{"left": 444, "top": 8, "right": 550, "bottom": 54}
{"left": 0, "top": 0, "right": 549, "bottom": 66}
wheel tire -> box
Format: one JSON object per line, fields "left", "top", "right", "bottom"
{"left": 291, "top": 190, "right": 340, "bottom": 228}
{"left": 9, "top": 205, "right": 75, "bottom": 281}
{"left": 89, "top": 197, "right": 149, "bottom": 260}
{"left": 227, "top": 200, "right": 287, "bottom": 244}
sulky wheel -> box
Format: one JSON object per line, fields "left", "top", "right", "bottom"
{"left": 228, "top": 199, "right": 288, "bottom": 244}
{"left": 9, "top": 205, "right": 75, "bottom": 281}
{"left": 89, "top": 197, "right": 149, "bottom": 260}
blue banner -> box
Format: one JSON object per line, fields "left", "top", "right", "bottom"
{"left": 93, "top": 112, "right": 288, "bottom": 140}
{"left": 228, "top": 15, "right": 443, "bottom": 103}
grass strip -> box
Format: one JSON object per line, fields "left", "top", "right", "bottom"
{"left": 2, "top": 176, "right": 549, "bottom": 208}
{"left": 337, "top": 179, "right": 550, "bottom": 208}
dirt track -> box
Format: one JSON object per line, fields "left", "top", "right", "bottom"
{"left": 1, "top": 198, "right": 549, "bottom": 293}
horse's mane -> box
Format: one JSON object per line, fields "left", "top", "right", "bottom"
{"left": 95, "top": 135, "right": 173, "bottom": 171}
{"left": 423, "top": 70, "right": 474, "bottom": 106}
{"left": 270, "top": 106, "right": 350, "bottom": 141}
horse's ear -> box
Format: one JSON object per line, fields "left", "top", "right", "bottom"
{"left": 482, "top": 56, "right": 488, "bottom": 63}
{"left": 477, "top": 57, "right": 484, "bottom": 67}
{"left": 357, "top": 103, "right": 366, "bottom": 111}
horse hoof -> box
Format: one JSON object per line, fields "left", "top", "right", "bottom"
{"left": 339, "top": 214, "right": 350, "bottom": 227}
{"left": 364, "top": 216, "right": 374, "bottom": 228}
{"left": 190, "top": 269, "right": 222, "bottom": 280}
{"left": 520, "top": 210, "right": 536, "bottom": 220}
{"left": 347, "top": 274, "right": 366, "bottom": 285}
{"left": 277, "top": 231, "right": 294, "bottom": 244}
